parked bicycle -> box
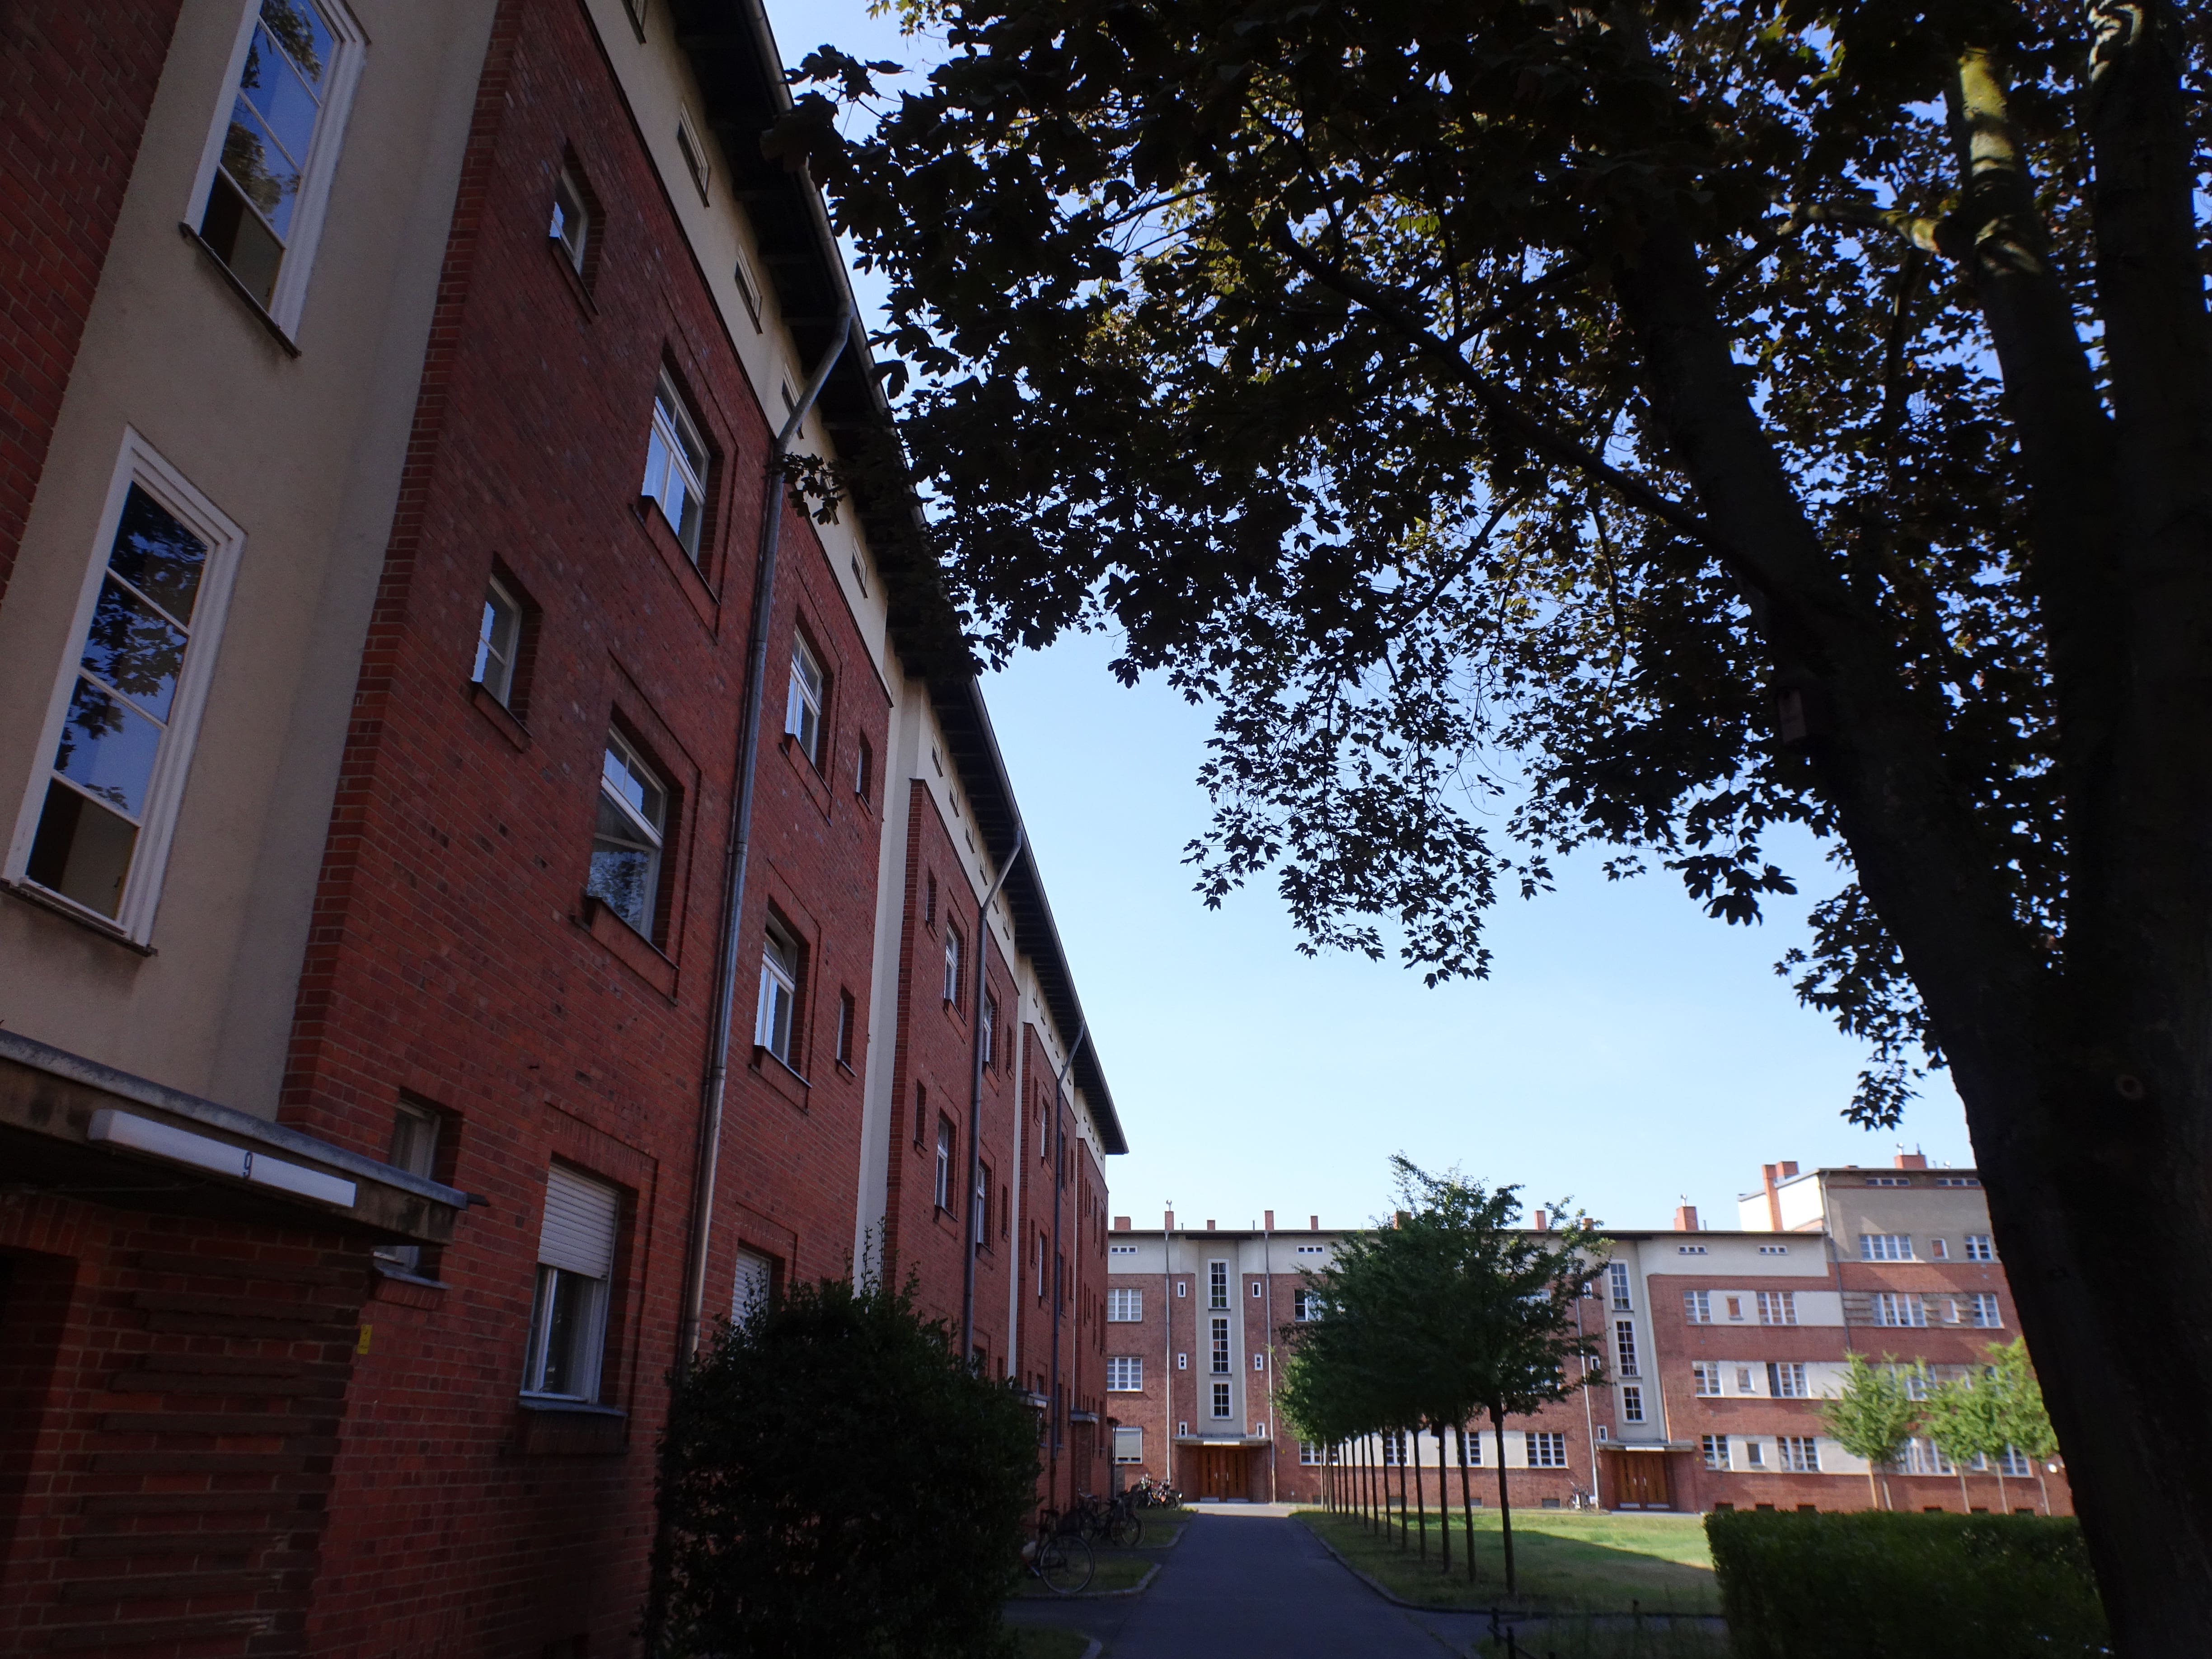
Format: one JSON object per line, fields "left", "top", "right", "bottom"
{"left": 1064, "top": 1490, "right": 1143, "bottom": 1547}
{"left": 1024, "top": 1509, "right": 1094, "bottom": 1595}
{"left": 1127, "top": 1473, "right": 1182, "bottom": 1510}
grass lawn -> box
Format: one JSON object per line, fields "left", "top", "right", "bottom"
{"left": 1297, "top": 1508, "right": 1720, "bottom": 1615}
{"left": 1012, "top": 1545, "right": 1158, "bottom": 1598}
{"left": 1005, "top": 1624, "right": 1092, "bottom": 1659}
{"left": 1480, "top": 1613, "right": 1731, "bottom": 1659}
{"left": 1127, "top": 1504, "right": 1193, "bottom": 1551}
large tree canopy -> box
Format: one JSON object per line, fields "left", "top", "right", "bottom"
{"left": 778, "top": 0, "right": 2210, "bottom": 1648}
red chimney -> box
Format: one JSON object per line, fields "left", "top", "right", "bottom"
{"left": 1309, "top": 1215, "right": 1320, "bottom": 1231}
{"left": 1895, "top": 1152, "right": 1928, "bottom": 1170}
{"left": 1264, "top": 1210, "right": 1275, "bottom": 1231}
{"left": 1164, "top": 1209, "right": 1176, "bottom": 1231}
{"left": 1532, "top": 1209, "right": 1549, "bottom": 1232}
{"left": 1205, "top": 1219, "right": 1216, "bottom": 1231}
{"left": 1674, "top": 1204, "right": 1699, "bottom": 1232}
{"left": 1114, "top": 1216, "right": 1131, "bottom": 1231}
{"left": 1761, "top": 1164, "right": 1784, "bottom": 1231}
{"left": 1780, "top": 1161, "right": 1800, "bottom": 1178}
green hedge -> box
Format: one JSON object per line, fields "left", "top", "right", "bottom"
{"left": 1705, "top": 1509, "right": 2109, "bottom": 1659}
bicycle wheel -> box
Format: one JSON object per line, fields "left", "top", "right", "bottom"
{"left": 1109, "top": 1510, "right": 1143, "bottom": 1548}
{"left": 1038, "top": 1531, "right": 1094, "bottom": 1595}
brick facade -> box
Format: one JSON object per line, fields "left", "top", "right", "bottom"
{"left": 0, "top": 0, "right": 183, "bottom": 601}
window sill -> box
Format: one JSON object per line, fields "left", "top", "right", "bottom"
{"left": 632, "top": 498, "right": 720, "bottom": 633}
{"left": 177, "top": 222, "right": 301, "bottom": 357}
{"left": 0, "top": 877, "right": 156, "bottom": 956}
{"left": 371, "top": 1262, "right": 448, "bottom": 1310}
{"left": 470, "top": 680, "right": 530, "bottom": 750}
{"left": 778, "top": 732, "right": 834, "bottom": 820}
{"left": 749, "top": 1043, "right": 810, "bottom": 1112}
{"left": 579, "top": 894, "right": 678, "bottom": 999}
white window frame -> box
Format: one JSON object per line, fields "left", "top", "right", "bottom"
{"left": 185, "top": 0, "right": 368, "bottom": 335}
{"left": 1964, "top": 1233, "right": 1996, "bottom": 1261}
{"left": 588, "top": 729, "right": 667, "bottom": 937}
{"left": 1210, "top": 1316, "right": 1230, "bottom": 1374}
{"left": 474, "top": 573, "right": 523, "bottom": 706}
{"left": 1692, "top": 1361, "right": 1720, "bottom": 1397}
{"left": 9, "top": 431, "right": 246, "bottom": 942}
{"left": 1608, "top": 1261, "right": 1632, "bottom": 1310}
{"left": 642, "top": 371, "right": 708, "bottom": 557}
{"left": 1106, "top": 1355, "right": 1142, "bottom": 1392}
{"left": 1757, "top": 1290, "right": 1798, "bottom": 1326}
{"left": 1107, "top": 1287, "right": 1142, "bottom": 1322}
{"left": 785, "top": 635, "right": 824, "bottom": 762}
{"left": 1875, "top": 1292, "right": 1927, "bottom": 1328}
{"left": 1860, "top": 1233, "right": 1914, "bottom": 1261}
{"left": 1970, "top": 1292, "right": 2003, "bottom": 1328}
{"left": 756, "top": 915, "right": 800, "bottom": 1064}
{"left": 1767, "top": 1362, "right": 1809, "bottom": 1398}
{"left": 942, "top": 925, "right": 961, "bottom": 1003}
{"left": 550, "top": 166, "right": 590, "bottom": 273}
{"left": 523, "top": 1167, "right": 619, "bottom": 1403}
{"left": 1613, "top": 1319, "right": 1639, "bottom": 1377}
{"left": 1528, "top": 1431, "right": 1567, "bottom": 1468}
{"left": 1113, "top": 1425, "right": 1143, "bottom": 1463}
{"left": 1299, "top": 1440, "right": 1323, "bottom": 1466}
{"left": 933, "top": 1118, "right": 952, "bottom": 1210}
{"left": 675, "top": 105, "right": 711, "bottom": 202}
{"left": 1701, "top": 1433, "right": 1729, "bottom": 1470}
{"left": 1211, "top": 1381, "right": 1232, "bottom": 1419}
{"left": 1683, "top": 1290, "right": 1712, "bottom": 1324}
{"left": 1780, "top": 1435, "right": 1821, "bottom": 1473}
{"left": 1209, "top": 1260, "right": 1229, "bottom": 1309}
{"left": 1621, "top": 1384, "right": 1645, "bottom": 1423}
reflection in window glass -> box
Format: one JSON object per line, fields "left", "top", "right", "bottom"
{"left": 27, "top": 486, "right": 211, "bottom": 919}
{"left": 587, "top": 732, "right": 665, "bottom": 935}
{"left": 474, "top": 576, "right": 523, "bottom": 706}
{"left": 199, "top": 0, "right": 341, "bottom": 307}
{"left": 642, "top": 374, "right": 708, "bottom": 556}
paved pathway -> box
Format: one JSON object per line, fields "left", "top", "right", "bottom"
{"left": 1008, "top": 1504, "right": 1481, "bottom": 1658}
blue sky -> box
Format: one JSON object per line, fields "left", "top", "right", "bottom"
{"left": 761, "top": 0, "right": 1979, "bottom": 1233}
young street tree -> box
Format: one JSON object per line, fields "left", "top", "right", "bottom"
{"left": 785, "top": 1, "right": 2210, "bottom": 1643}
{"left": 1989, "top": 1336, "right": 2062, "bottom": 1514}
{"left": 1282, "top": 1161, "right": 1602, "bottom": 1595}
{"left": 1818, "top": 1353, "right": 1921, "bottom": 1510}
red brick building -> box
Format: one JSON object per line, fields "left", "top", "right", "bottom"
{"left": 1107, "top": 1158, "right": 2071, "bottom": 1518}
{"left": 0, "top": 4, "right": 1120, "bottom": 1653}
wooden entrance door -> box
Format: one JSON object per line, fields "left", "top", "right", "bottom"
{"left": 1197, "top": 1444, "right": 1243, "bottom": 1500}
{"left": 1613, "top": 1453, "right": 1673, "bottom": 1509}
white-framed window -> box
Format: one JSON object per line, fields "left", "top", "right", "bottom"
{"left": 1997, "top": 1446, "right": 2032, "bottom": 1477}
{"left": 1744, "top": 1439, "right": 1766, "bottom": 1468}
{"left": 550, "top": 166, "right": 590, "bottom": 273}
{"left": 473, "top": 574, "right": 523, "bottom": 707}
{"left": 755, "top": 915, "right": 801, "bottom": 1063}
{"left": 1175, "top": 1280, "right": 1187, "bottom": 1298}
{"left": 1736, "top": 1365, "right": 1757, "bottom": 1395}
{"left": 1758, "top": 1244, "right": 1790, "bottom": 1256}
{"left": 1757, "top": 1291, "right": 1798, "bottom": 1326}
{"left": 1109, "top": 1243, "right": 1138, "bottom": 1258}
{"left": 588, "top": 730, "right": 666, "bottom": 937}
{"left": 1250, "top": 1279, "right": 1263, "bottom": 1298}
{"left": 1929, "top": 1236, "right": 1950, "bottom": 1260}
{"left": 642, "top": 371, "right": 708, "bottom": 557}
{"left": 981, "top": 991, "right": 998, "bottom": 1067}
{"left": 372, "top": 1100, "right": 441, "bottom": 1273}
{"left": 1608, "top": 1261, "right": 1632, "bottom": 1310}
{"left": 1677, "top": 1244, "right": 1707, "bottom": 1255}
{"left": 1211, "top": 1382, "right": 1232, "bottom": 1419}
{"left": 1621, "top": 1385, "right": 1645, "bottom": 1423}
{"left": 1969, "top": 1292, "right": 2003, "bottom": 1328}
{"left": 524, "top": 1166, "right": 619, "bottom": 1401}
{"left": 1296, "top": 1243, "right": 1326, "bottom": 1255}
{"left": 933, "top": 1117, "right": 952, "bottom": 1210}
{"left": 1965, "top": 1233, "right": 1996, "bottom": 1261}
{"left": 1528, "top": 1431, "right": 1568, "bottom": 1467}
{"left": 1210, "top": 1316, "right": 1230, "bottom": 1374}
{"left": 1106, "top": 1355, "right": 1142, "bottom": 1391}
{"left": 1936, "top": 1176, "right": 1982, "bottom": 1188}
{"left": 1208, "top": 1260, "right": 1229, "bottom": 1308}
{"left": 785, "top": 636, "right": 824, "bottom": 762}
{"left": 942, "top": 926, "right": 961, "bottom": 1003}
{"left": 973, "top": 1162, "right": 989, "bottom": 1241}
{"left": 1107, "top": 1288, "right": 1142, "bottom": 1322}
{"left": 1873, "top": 1292, "right": 1927, "bottom": 1328}
{"left": 1113, "top": 1425, "right": 1143, "bottom": 1463}
{"left": 1865, "top": 1175, "right": 1911, "bottom": 1187}
{"left": 675, "top": 105, "right": 711, "bottom": 201}
{"left": 853, "top": 735, "right": 872, "bottom": 804}
{"left": 1779, "top": 1435, "right": 1821, "bottom": 1473}
{"left": 189, "top": 0, "right": 366, "bottom": 330}
{"left": 1767, "top": 1362, "right": 1809, "bottom": 1399}
{"left": 1692, "top": 1361, "right": 1721, "bottom": 1397}
{"left": 731, "top": 1247, "right": 773, "bottom": 1322}
{"left": 1904, "top": 1437, "right": 1953, "bottom": 1476}
{"left": 1683, "top": 1290, "right": 1712, "bottom": 1324}
{"left": 12, "top": 434, "right": 246, "bottom": 939}
{"left": 1299, "top": 1440, "right": 1324, "bottom": 1466}
{"left": 834, "top": 987, "right": 855, "bottom": 1066}
{"left": 1293, "top": 1287, "right": 1324, "bottom": 1322}
{"left": 1613, "top": 1320, "right": 1639, "bottom": 1377}
{"left": 1252, "top": 1353, "right": 1265, "bottom": 1372}
{"left": 1176, "top": 1352, "right": 1187, "bottom": 1369}
{"left": 1380, "top": 1429, "right": 1405, "bottom": 1466}
{"left": 1701, "top": 1433, "right": 1729, "bottom": 1470}
{"left": 1860, "top": 1233, "right": 1914, "bottom": 1261}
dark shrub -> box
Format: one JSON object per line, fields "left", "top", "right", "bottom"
{"left": 1706, "top": 1509, "right": 2108, "bottom": 1659}
{"left": 652, "top": 1276, "right": 1038, "bottom": 1658}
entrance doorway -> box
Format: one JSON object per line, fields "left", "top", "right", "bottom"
{"left": 1195, "top": 1443, "right": 1247, "bottom": 1500}
{"left": 1610, "top": 1450, "right": 1674, "bottom": 1509}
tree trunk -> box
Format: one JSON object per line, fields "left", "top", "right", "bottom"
{"left": 1492, "top": 1406, "right": 1516, "bottom": 1597}
{"left": 2037, "top": 1462, "right": 2051, "bottom": 1517}
{"left": 1414, "top": 1425, "right": 1428, "bottom": 1562}
{"left": 1458, "top": 1425, "right": 1477, "bottom": 1584}
{"left": 1396, "top": 1432, "right": 1409, "bottom": 1549}
{"left": 1955, "top": 1456, "right": 1969, "bottom": 1514}
{"left": 1435, "top": 1424, "right": 1452, "bottom": 1572}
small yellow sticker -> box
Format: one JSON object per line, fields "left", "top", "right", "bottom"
{"left": 356, "top": 1324, "right": 372, "bottom": 1355}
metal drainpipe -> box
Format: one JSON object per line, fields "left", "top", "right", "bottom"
{"left": 1262, "top": 1218, "right": 1276, "bottom": 1502}
{"left": 1163, "top": 1210, "right": 1175, "bottom": 1493}
{"left": 1044, "top": 1020, "right": 1086, "bottom": 1510}
{"left": 675, "top": 295, "right": 854, "bottom": 1365}
{"left": 959, "top": 825, "right": 1026, "bottom": 1363}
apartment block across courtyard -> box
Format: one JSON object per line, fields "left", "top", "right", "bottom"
{"left": 1103, "top": 1156, "right": 2071, "bottom": 1515}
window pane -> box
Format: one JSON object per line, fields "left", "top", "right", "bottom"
{"left": 258, "top": 0, "right": 336, "bottom": 94}
{"left": 80, "top": 577, "right": 190, "bottom": 722}
{"left": 601, "top": 740, "right": 665, "bottom": 834}
{"left": 53, "top": 677, "right": 163, "bottom": 819}
{"left": 25, "top": 782, "right": 138, "bottom": 919}
{"left": 536, "top": 1267, "right": 600, "bottom": 1397}
{"left": 239, "top": 23, "right": 323, "bottom": 174}
{"left": 105, "top": 486, "right": 209, "bottom": 623}
{"left": 589, "top": 792, "right": 659, "bottom": 932}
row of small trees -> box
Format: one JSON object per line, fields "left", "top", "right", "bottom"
{"left": 1276, "top": 1158, "right": 1605, "bottom": 1593}
{"left": 1821, "top": 1340, "right": 2060, "bottom": 1514}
